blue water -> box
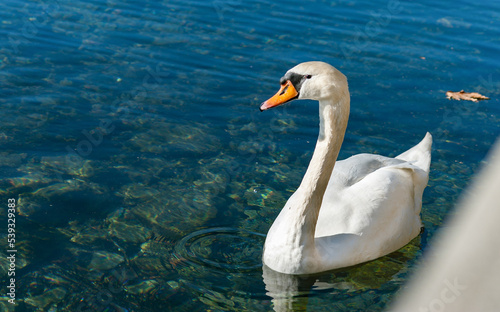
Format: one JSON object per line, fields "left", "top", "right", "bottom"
{"left": 1, "top": 0, "right": 499, "bottom": 311}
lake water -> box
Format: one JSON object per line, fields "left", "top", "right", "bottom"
{"left": 1, "top": 0, "right": 499, "bottom": 311}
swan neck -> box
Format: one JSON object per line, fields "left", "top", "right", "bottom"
{"left": 300, "top": 98, "right": 348, "bottom": 201}
{"left": 293, "top": 96, "right": 349, "bottom": 250}
{"left": 263, "top": 92, "right": 349, "bottom": 274}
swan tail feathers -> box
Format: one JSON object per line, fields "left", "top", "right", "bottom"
{"left": 396, "top": 132, "right": 432, "bottom": 172}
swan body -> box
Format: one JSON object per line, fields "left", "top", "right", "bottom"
{"left": 260, "top": 62, "right": 431, "bottom": 274}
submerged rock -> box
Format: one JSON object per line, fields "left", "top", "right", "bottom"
{"left": 107, "top": 208, "right": 150, "bottom": 243}
{"left": 25, "top": 287, "right": 67, "bottom": 310}
{"left": 127, "top": 122, "right": 221, "bottom": 156}
{"left": 88, "top": 251, "right": 125, "bottom": 271}
{"left": 125, "top": 279, "right": 160, "bottom": 295}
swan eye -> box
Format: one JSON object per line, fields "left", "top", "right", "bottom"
{"left": 305, "top": 75, "right": 312, "bottom": 79}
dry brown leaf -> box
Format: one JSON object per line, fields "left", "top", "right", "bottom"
{"left": 446, "top": 90, "right": 490, "bottom": 102}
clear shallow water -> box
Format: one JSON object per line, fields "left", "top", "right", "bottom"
{"left": 0, "top": 0, "right": 499, "bottom": 311}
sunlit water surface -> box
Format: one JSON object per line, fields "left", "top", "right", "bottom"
{"left": 0, "top": 0, "right": 499, "bottom": 311}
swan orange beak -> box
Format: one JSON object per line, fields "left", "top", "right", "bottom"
{"left": 260, "top": 80, "right": 299, "bottom": 111}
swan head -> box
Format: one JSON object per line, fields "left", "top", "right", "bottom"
{"left": 260, "top": 61, "right": 348, "bottom": 111}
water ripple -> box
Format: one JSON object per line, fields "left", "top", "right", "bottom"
{"left": 173, "top": 227, "right": 266, "bottom": 273}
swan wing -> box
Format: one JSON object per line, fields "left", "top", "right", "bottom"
{"left": 315, "top": 134, "right": 432, "bottom": 246}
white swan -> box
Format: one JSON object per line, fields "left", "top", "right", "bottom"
{"left": 260, "top": 61, "right": 432, "bottom": 274}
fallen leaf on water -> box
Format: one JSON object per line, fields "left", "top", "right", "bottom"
{"left": 446, "top": 90, "right": 490, "bottom": 102}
